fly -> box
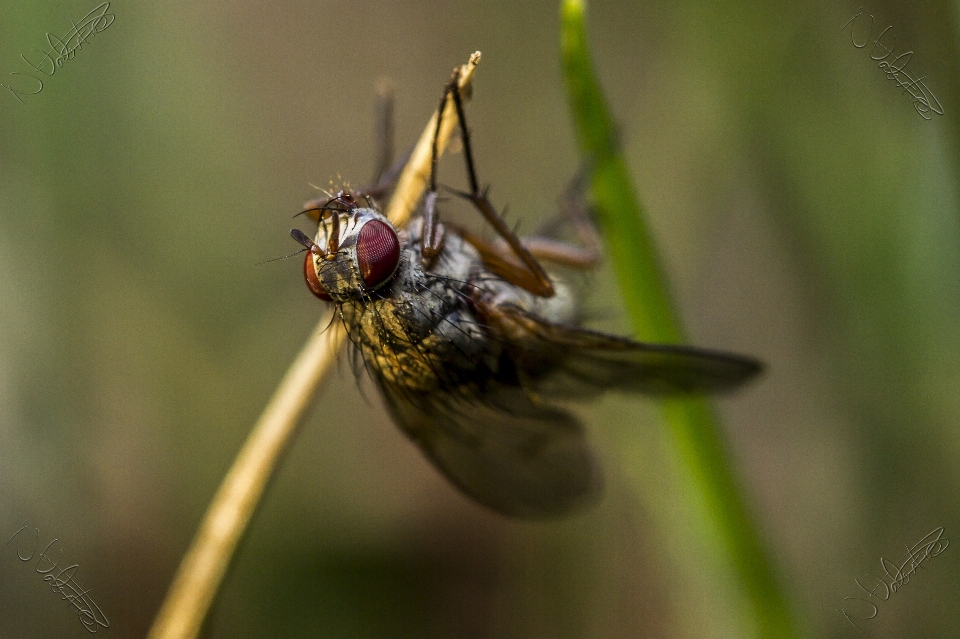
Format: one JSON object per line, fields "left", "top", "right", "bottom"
{"left": 290, "top": 67, "right": 762, "bottom": 518}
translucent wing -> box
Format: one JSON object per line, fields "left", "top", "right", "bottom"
{"left": 484, "top": 304, "right": 764, "bottom": 400}
{"left": 368, "top": 305, "right": 760, "bottom": 518}
{"left": 375, "top": 379, "right": 603, "bottom": 518}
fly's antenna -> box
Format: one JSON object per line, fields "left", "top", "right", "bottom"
{"left": 256, "top": 246, "right": 309, "bottom": 265}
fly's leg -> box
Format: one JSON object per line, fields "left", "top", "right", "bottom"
{"left": 303, "top": 79, "right": 413, "bottom": 228}
{"left": 505, "top": 171, "right": 602, "bottom": 270}
{"left": 301, "top": 79, "right": 410, "bottom": 219}
{"left": 447, "top": 172, "right": 602, "bottom": 293}
{"left": 372, "top": 78, "right": 395, "bottom": 187}
{"left": 295, "top": 81, "right": 409, "bottom": 262}
{"left": 360, "top": 79, "right": 414, "bottom": 201}
{"left": 420, "top": 74, "right": 453, "bottom": 264}
{"left": 424, "top": 70, "right": 556, "bottom": 297}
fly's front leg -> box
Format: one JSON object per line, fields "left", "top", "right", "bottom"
{"left": 421, "top": 69, "right": 554, "bottom": 297}
{"left": 435, "top": 73, "right": 555, "bottom": 297}
{"left": 420, "top": 70, "right": 461, "bottom": 263}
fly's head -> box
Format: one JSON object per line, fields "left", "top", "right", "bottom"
{"left": 291, "top": 191, "right": 402, "bottom": 303}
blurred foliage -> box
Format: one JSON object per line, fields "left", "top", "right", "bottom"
{"left": 1, "top": 1, "right": 960, "bottom": 639}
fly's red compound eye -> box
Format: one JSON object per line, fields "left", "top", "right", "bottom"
{"left": 303, "top": 252, "right": 332, "bottom": 301}
{"left": 356, "top": 220, "right": 400, "bottom": 289}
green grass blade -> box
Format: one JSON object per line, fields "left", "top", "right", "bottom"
{"left": 560, "top": 1, "right": 799, "bottom": 637}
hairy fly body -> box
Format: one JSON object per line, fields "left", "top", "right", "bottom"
{"left": 290, "top": 68, "right": 762, "bottom": 517}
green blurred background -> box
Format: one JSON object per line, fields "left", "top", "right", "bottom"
{"left": 2, "top": 0, "right": 960, "bottom": 637}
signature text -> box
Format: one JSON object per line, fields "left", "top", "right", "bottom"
{"left": 1, "top": 3, "right": 115, "bottom": 104}
{"left": 837, "top": 527, "right": 948, "bottom": 629}
{"left": 842, "top": 7, "right": 943, "bottom": 120}
{"left": 6, "top": 522, "right": 110, "bottom": 633}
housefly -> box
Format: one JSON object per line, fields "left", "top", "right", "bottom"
{"left": 290, "top": 68, "right": 762, "bottom": 517}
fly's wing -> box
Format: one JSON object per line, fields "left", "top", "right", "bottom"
{"left": 488, "top": 304, "right": 763, "bottom": 400}
{"left": 376, "top": 380, "right": 603, "bottom": 518}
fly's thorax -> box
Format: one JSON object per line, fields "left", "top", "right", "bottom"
{"left": 404, "top": 218, "right": 481, "bottom": 284}
{"left": 309, "top": 208, "right": 402, "bottom": 301}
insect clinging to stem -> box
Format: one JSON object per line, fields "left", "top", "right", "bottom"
{"left": 290, "top": 62, "right": 763, "bottom": 518}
